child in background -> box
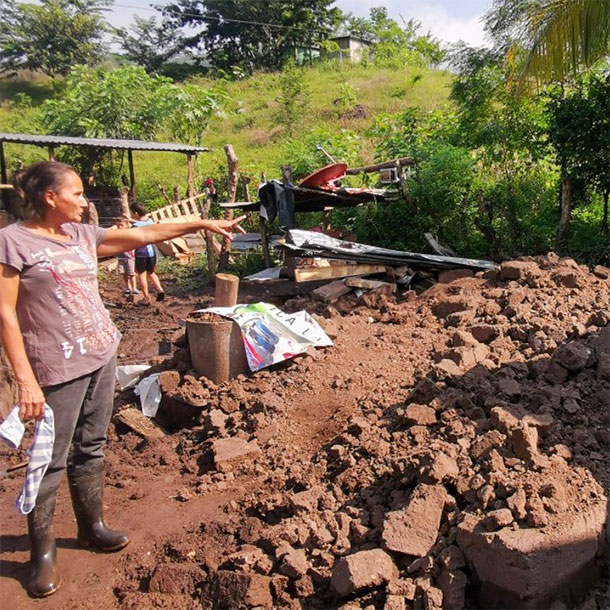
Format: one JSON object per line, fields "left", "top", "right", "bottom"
{"left": 130, "top": 202, "right": 165, "bottom": 303}
{"left": 112, "top": 217, "right": 139, "bottom": 296}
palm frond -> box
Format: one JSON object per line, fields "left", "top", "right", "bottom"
{"left": 523, "top": 0, "right": 610, "bottom": 81}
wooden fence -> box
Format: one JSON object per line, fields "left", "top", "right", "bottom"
{"left": 149, "top": 193, "right": 208, "bottom": 224}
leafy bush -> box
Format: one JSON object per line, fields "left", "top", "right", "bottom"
{"left": 280, "top": 127, "right": 362, "bottom": 180}
{"left": 568, "top": 198, "right": 609, "bottom": 265}
{"left": 473, "top": 169, "right": 558, "bottom": 257}
{"left": 274, "top": 61, "right": 310, "bottom": 136}
{"left": 334, "top": 83, "right": 358, "bottom": 117}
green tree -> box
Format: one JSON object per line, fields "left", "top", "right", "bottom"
{"left": 342, "top": 7, "right": 445, "bottom": 68}
{"left": 163, "top": 0, "right": 342, "bottom": 74}
{"left": 40, "top": 65, "right": 226, "bottom": 180}
{"left": 547, "top": 73, "right": 610, "bottom": 244}
{"left": 159, "top": 79, "right": 228, "bottom": 146}
{"left": 0, "top": 0, "right": 110, "bottom": 77}
{"left": 114, "top": 15, "right": 202, "bottom": 74}
{"left": 485, "top": 0, "right": 610, "bottom": 81}
{"left": 450, "top": 45, "right": 548, "bottom": 170}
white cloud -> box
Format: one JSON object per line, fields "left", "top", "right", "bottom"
{"left": 408, "top": 5, "right": 488, "bottom": 47}
{"left": 338, "top": 0, "right": 490, "bottom": 48}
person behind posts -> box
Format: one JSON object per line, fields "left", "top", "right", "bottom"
{"left": 129, "top": 202, "right": 165, "bottom": 303}
{"left": 0, "top": 161, "right": 246, "bottom": 599}
{"left": 110, "top": 216, "right": 138, "bottom": 296}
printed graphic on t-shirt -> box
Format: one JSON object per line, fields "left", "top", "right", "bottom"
{"left": 31, "top": 241, "right": 117, "bottom": 360}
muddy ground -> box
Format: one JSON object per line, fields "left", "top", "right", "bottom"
{"left": 1, "top": 254, "right": 609, "bottom": 610}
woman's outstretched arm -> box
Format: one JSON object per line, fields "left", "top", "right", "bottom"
{"left": 97, "top": 216, "right": 247, "bottom": 258}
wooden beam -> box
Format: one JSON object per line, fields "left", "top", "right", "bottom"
{"left": 345, "top": 277, "right": 396, "bottom": 291}
{"left": 48, "top": 145, "right": 56, "bottom": 161}
{"left": 293, "top": 263, "right": 386, "bottom": 283}
{"left": 312, "top": 280, "right": 352, "bottom": 302}
{"left": 127, "top": 149, "right": 136, "bottom": 200}
{"left": 346, "top": 157, "right": 414, "bottom": 175}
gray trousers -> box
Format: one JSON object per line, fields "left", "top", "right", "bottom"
{"left": 38, "top": 354, "right": 117, "bottom": 499}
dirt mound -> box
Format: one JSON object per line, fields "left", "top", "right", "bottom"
{"left": 1, "top": 255, "right": 608, "bottom": 609}
{"left": 109, "top": 255, "right": 609, "bottom": 609}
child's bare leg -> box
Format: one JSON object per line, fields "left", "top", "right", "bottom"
{"left": 137, "top": 271, "right": 150, "bottom": 302}
{"left": 149, "top": 271, "right": 164, "bottom": 294}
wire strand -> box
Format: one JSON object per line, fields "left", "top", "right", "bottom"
{"left": 114, "top": 3, "right": 336, "bottom": 35}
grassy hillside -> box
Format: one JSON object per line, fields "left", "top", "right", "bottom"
{"left": 0, "top": 61, "right": 453, "bottom": 207}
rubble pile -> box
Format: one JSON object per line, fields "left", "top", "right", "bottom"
{"left": 112, "top": 255, "right": 609, "bottom": 610}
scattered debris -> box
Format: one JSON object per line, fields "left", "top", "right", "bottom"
{"left": 293, "top": 262, "right": 386, "bottom": 283}
{"left": 115, "top": 407, "right": 167, "bottom": 438}
{"left": 284, "top": 229, "right": 497, "bottom": 272}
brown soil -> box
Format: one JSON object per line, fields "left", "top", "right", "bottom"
{"left": 1, "top": 255, "right": 609, "bottom": 609}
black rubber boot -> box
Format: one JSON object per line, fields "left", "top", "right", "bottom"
{"left": 27, "top": 489, "right": 61, "bottom": 598}
{"left": 67, "top": 461, "right": 130, "bottom": 552}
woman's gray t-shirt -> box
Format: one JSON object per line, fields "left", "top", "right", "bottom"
{"left": 0, "top": 222, "right": 120, "bottom": 387}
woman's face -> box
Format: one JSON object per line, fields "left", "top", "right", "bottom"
{"left": 46, "top": 171, "right": 88, "bottom": 222}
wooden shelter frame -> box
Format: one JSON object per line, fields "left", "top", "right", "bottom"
{"left": 0, "top": 133, "right": 209, "bottom": 210}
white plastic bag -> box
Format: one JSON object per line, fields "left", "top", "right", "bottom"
{"left": 116, "top": 364, "right": 151, "bottom": 390}
{"left": 133, "top": 374, "right": 161, "bottom": 418}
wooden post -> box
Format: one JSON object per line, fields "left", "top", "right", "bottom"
{"left": 219, "top": 144, "right": 238, "bottom": 271}
{"left": 157, "top": 183, "right": 172, "bottom": 206}
{"left": 240, "top": 173, "right": 257, "bottom": 239}
{"left": 260, "top": 218, "right": 272, "bottom": 269}
{"left": 240, "top": 175, "right": 251, "bottom": 203}
{"left": 0, "top": 141, "right": 7, "bottom": 212}
{"left": 281, "top": 165, "right": 297, "bottom": 278}
{"left": 173, "top": 185, "right": 180, "bottom": 203}
{"left": 86, "top": 199, "right": 99, "bottom": 225}
{"left": 186, "top": 154, "right": 195, "bottom": 200}
{"left": 214, "top": 273, "right": 239, "bottom": 306}
{"left": 119, "top": 186, "right": 130, "bottom": 218}
{"left": 558, "top": 176, "right": 571, "bottom": 250}
{"left": 127, "top": 150, "right": 136, "bottom": 200}
{"left": 48, "top": 145, "right": 56, "bottom": 161}
{"left": 323, "top": 209, "right": 331, "bottom": 232}
{"left": 200, "top": 190, "right": 217, "bottom": 280}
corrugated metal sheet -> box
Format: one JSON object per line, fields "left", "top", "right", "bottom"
{"left": 0, "top": 133, "right": 209, "bottom": 154}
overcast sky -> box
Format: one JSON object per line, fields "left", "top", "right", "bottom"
{"left": 107, "top": 0, "right": 493, "bottom": 48}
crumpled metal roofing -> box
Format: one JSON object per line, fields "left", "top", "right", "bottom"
{"left": 0, "top": 133, "right": 209, "bottom": 154}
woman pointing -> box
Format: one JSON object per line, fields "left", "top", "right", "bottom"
{"left": 0, "top": 161, "right": 245, "bottom": 598}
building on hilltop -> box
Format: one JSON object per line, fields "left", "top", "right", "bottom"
{"left": 327, "top": 36, "right": 372, "bottom": 62}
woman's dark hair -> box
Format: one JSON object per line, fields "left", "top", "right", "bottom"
{"left": 130, "top": 201, "right": 147, "bottom": 217}
{"left": 12, "top": 161, "right": 77, "bottom": 220}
